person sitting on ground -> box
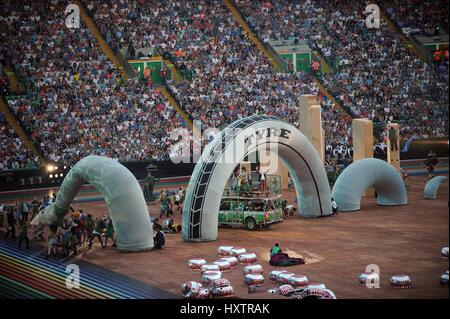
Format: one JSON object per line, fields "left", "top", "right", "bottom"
{"left": 167, "top": 219, "right": 181, "bottom": 233}
{"left": 152, "top": 218, "right": 162, "bottom": 232}
{"left": 153, "top": 229, "right": 165, "bottom": 250}
{"left": 269, "top": 250, "right": 305, "bottom": 266}
{"left": 166, "top": 218, "right": 176, "bottom": 233}
{"left": 270, "top": 243, "right": 282, "bottom": 257}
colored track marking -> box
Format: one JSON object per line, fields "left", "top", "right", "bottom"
{"left": 0, "top": 240, "right": 176, "bottom": 299}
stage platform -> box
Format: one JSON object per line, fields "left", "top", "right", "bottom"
{"left": 0, "top": 175, "right": 447, "bottom": 299}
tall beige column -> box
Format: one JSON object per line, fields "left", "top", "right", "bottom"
{"left": 386, "top": 123, "right": 401, "bottom": 172}
{"left": 299, "top": 95, "right": 324, "bottom": 162}
{"left": 352, "top": 118, "right": 374, "bottom": 196}
{"left": 352, "top": 118, "right": 374, "bottom": 161}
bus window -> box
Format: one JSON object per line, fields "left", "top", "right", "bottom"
{"left": 220, "top": 201, "right": 230, "bottom": 210}
{"left": 254, "top": 201, "right": 264, "bottom": 211}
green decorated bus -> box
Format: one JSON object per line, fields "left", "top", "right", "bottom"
{"left": 218, "top": 173, "right": 284, "bottom": 230}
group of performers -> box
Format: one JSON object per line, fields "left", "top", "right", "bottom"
{"left": 142, "top": 171, "right": 185, "bottom": 219}
{"left": 159, "top": 187, "right": 185, "bottom": 218}
{"left": 229, "top": 166, "right": 280, "bottom": 197}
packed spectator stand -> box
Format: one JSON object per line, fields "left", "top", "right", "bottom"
{"left": 0, "top": 0, "right": 448, "bottom": 172}
{"left": 84, "top": 0, "right": 352, "bottom": 157}
{"left": 0, "top": 111, "right": 40, "bottom": 171}
{"left": 380, "top": 0, "right": 448, "bottom": 37}
{"left": 0, "top": 0, "right": 185, "bottom": 170}
{"left": 235, "top": 0, "right": 449, "bottom": 144}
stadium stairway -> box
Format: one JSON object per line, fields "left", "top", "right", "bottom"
{"left": 377, "top": 2, "right": 429, "bottom": 63}
{"left": 75, "top": 0, "right": 128, "bottom": 80}
{"left": 225, "top": 0, "right": 353, "bottom": 122}
{"left": 160, "top": 86, "right": 193, "bottom": 129}
{"left": 4, "top": 66, "right": 23, "bottom": 94}
{"left": 224, "top": 0, "right": 281, "bottom": 71}
{"left": 315, "top": 80, "right": 353, "bottom": 121}
{"left": 0, "top": 97, "right": 46, "bottom": 165}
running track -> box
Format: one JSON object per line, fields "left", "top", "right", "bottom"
{"left": 0, "top": 239, "right": 177, "bottom": 299}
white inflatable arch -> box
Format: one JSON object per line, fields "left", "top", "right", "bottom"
{"left": 424, "top": 176, "right": 447, "bottom": 199}
{"left": 331, "top": 158, "right": 408, "bottom": 211}
{"left": 32, "top": 156, "right": 154, "bottom": 252}
{"left": 182, "top": 115, "right": 332, "bottom": 242}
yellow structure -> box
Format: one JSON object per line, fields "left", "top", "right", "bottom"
{"left": 386, "top": 123, "right": 401, "bottom": 172}
{"left": 299, "top": 95, "right": 324, "bottom": 162}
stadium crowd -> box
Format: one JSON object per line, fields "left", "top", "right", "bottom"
{"left": 235, "top": 0, "right": 449, "bottom": 142}
{"left": 0, "top": 112, "right": 40, "bottom": 171}
{"left": 0, "top": 0, "right": 185, "bottom": 167}
{"left": 0, "top": 0, "right": 447, "bottom": 170}
{"left": 84, "top": 0, "right": 352, "bottom": 154}
{"left": 380, "top": 0, "right": 449, "bottom": 36}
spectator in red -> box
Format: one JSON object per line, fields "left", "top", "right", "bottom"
{"left": 311, "top": 61, "right": 320, "bottom": 73}
{"left": 143, "top": 66, "right": 151, "bottom": 81}
{"left": 160, "top": 67, "right": 166, "bottom": 84}
{"left": 433, "top": 50, "right": 442, "bottom": 64}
